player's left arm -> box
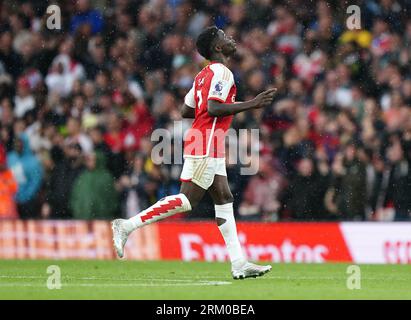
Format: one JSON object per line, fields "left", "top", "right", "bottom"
{"left": 206, "top": 65, "right": 276, "bottom": 117}
{"left": 181, "top": 84, "right": 196, "bottom": 118}
{"left": 208, "top": 89, "right": 276, "bottom": 117}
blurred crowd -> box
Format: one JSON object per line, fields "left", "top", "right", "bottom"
{"left": 1, "top": 0, "right": 411, "bottom": 221}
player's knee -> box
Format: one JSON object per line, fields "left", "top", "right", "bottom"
{"left": 220, "top": 193, "right": 234, "bottom": 204}
{"left": 188, "top": 198, "right": 199, "bottom": 209}
{"left": 182, "top": 192, "right": 200, "bottom": 209}
{"left": 227, "top": 195, "right": 234, "bottom": 204}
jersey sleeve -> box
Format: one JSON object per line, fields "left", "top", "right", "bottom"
{"left": 208, "top": 64, "right": 234, "bottom": 103}
{"left": 184, "top": 84, "right": 196, "bottom": 108}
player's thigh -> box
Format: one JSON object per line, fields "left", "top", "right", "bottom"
{"left": 180, "top": 181, "right": 207, "bottom": 208}
{"left": 208, "top": 175, "right": 234, "bottom": 205}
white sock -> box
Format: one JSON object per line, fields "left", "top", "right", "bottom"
{"left": 215, "top": 202, "right": 246, "bottom": 267}
{"left": 123, "top": 193, "right": 191, "bottom": 233}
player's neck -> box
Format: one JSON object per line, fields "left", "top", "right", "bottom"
{"left": 209, "top": 55, "right": 228, "bottom": 66}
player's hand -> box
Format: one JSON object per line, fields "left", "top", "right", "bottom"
{"left": 253, "top": 88, "right": 277, "bottom": 108}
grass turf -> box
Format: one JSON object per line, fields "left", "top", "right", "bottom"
{"left": 0, "top": 260, "right": 410, "bottom": 300}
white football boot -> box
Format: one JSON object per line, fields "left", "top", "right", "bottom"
{"left": 231, "top": 261, "right": 272, "bottom": 280}
{"left": 111, "top": 219, "right": 130, "bottom": 258}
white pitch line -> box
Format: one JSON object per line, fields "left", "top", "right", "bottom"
{"left": 2, "top": 275, "right": 411, "bottom": 282}
{"left": 0, "top": 281, "right": 232, "bottom": 287}
{"left": 264, "top": 275, "right": 411, "bottom": 281}
{"left": 0, "top": 275, "right": 229, "bottom": 282}
{"left": 0, "top": 275, "right": 45, "bottom": 279}
{"left": 1, "top": 275, "right": 410, "bottom": 282}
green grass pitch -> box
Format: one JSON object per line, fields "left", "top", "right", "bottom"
{"left": 0, "top": 260, "right": 410, "bottom": 299}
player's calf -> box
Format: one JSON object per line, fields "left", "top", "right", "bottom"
{"left": 123, "top": 193, "right": 191, "bottom": 233}
{"left": 111, "top": 193, "right": 192, "bottom": 258}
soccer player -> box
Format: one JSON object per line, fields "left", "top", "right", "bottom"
{"left": 112, "top": 26, "right": 276, "bottom": 279}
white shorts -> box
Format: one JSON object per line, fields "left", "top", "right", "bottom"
{"left": 180, "top": 157, "right": 227, "bottom": 190}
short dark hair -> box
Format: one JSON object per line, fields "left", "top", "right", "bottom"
{"left": 196, "top": 26, "right": 219, "bottom": 60}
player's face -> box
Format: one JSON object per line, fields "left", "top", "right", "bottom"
{"left": 215, "top": 29, "right": 236, "bottom": 57}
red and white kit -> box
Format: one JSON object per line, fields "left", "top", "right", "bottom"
{"left": 181, "top": 62, "right": 237, "bottom": 189}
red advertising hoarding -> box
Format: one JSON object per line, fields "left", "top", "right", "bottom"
{"left": 157, "top": 222, "right": 352, "bottom": 263}
{"left": 1, "top": 220, "right": 411, "bottom": 264}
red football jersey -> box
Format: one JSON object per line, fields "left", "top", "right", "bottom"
{"left": 183, "top": 62, "right": 236, "bottom": 158}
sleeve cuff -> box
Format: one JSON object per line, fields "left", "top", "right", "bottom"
{"left": 185, "top": 102, "right": 196, "bottom": 108}
{"left": 208, "top": 97, "right": 225, "bottom": 103}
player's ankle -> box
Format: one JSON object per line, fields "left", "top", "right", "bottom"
{"left": 123, "top": 218, "right": 138, "bottom": 233}
{"left": 232, "top": 258, "right": 247, "bottom": 269}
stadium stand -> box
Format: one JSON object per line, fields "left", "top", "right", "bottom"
{"left": 1, "top": 0, "right": 411, "bottom": 222}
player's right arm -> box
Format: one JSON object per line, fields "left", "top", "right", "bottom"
{"left": 181, "top": 104, "right": 195, "bottom": 118}
{"left": 207, "top": 88, "right": 277, "bottom": 117}
{"left": 181, "top": 83, "right": 196, "bottom": 119}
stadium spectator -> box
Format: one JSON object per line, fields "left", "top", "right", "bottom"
{"left": 6, "top": 134, "right": 43, "bottom": 219}
{"left": 117, "top": 152, "right": 152, "bottom": 218}
{"left": 0, "top": 29, "right": 22, "bottom": 79}
{"left": 45, "top": 38, "right": 86, "bottom": 97}
{"left": 14, "top": 76, "right": 35, "bottom": 118}
{"left": 384, "top": 134, "right": 411, "bottom": 221}
{"left": 65, "top": 116, "right": 93, "bottom": 154}
{"left": 283, "top": 157, "right": 330, "bottom": 220}
{"left": 42, "top": 142, "right": 84, "bottom": 219}
{"left": 0, "top": 143, "right": 18, "bottom": 219}
{"left": 69, "top": 151, "right": 119, "bottom": 219}
{"left": 239, "top": 156, "right": 286, "bottom": 221}
{"left": 325, "top": 143, "right": 367, "bottom": 221}
{"left": 70, "top": 0, "right": 104, "bottom": 35}
{"left": 89, "top": 125, "right": 125, "bottom": 179}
